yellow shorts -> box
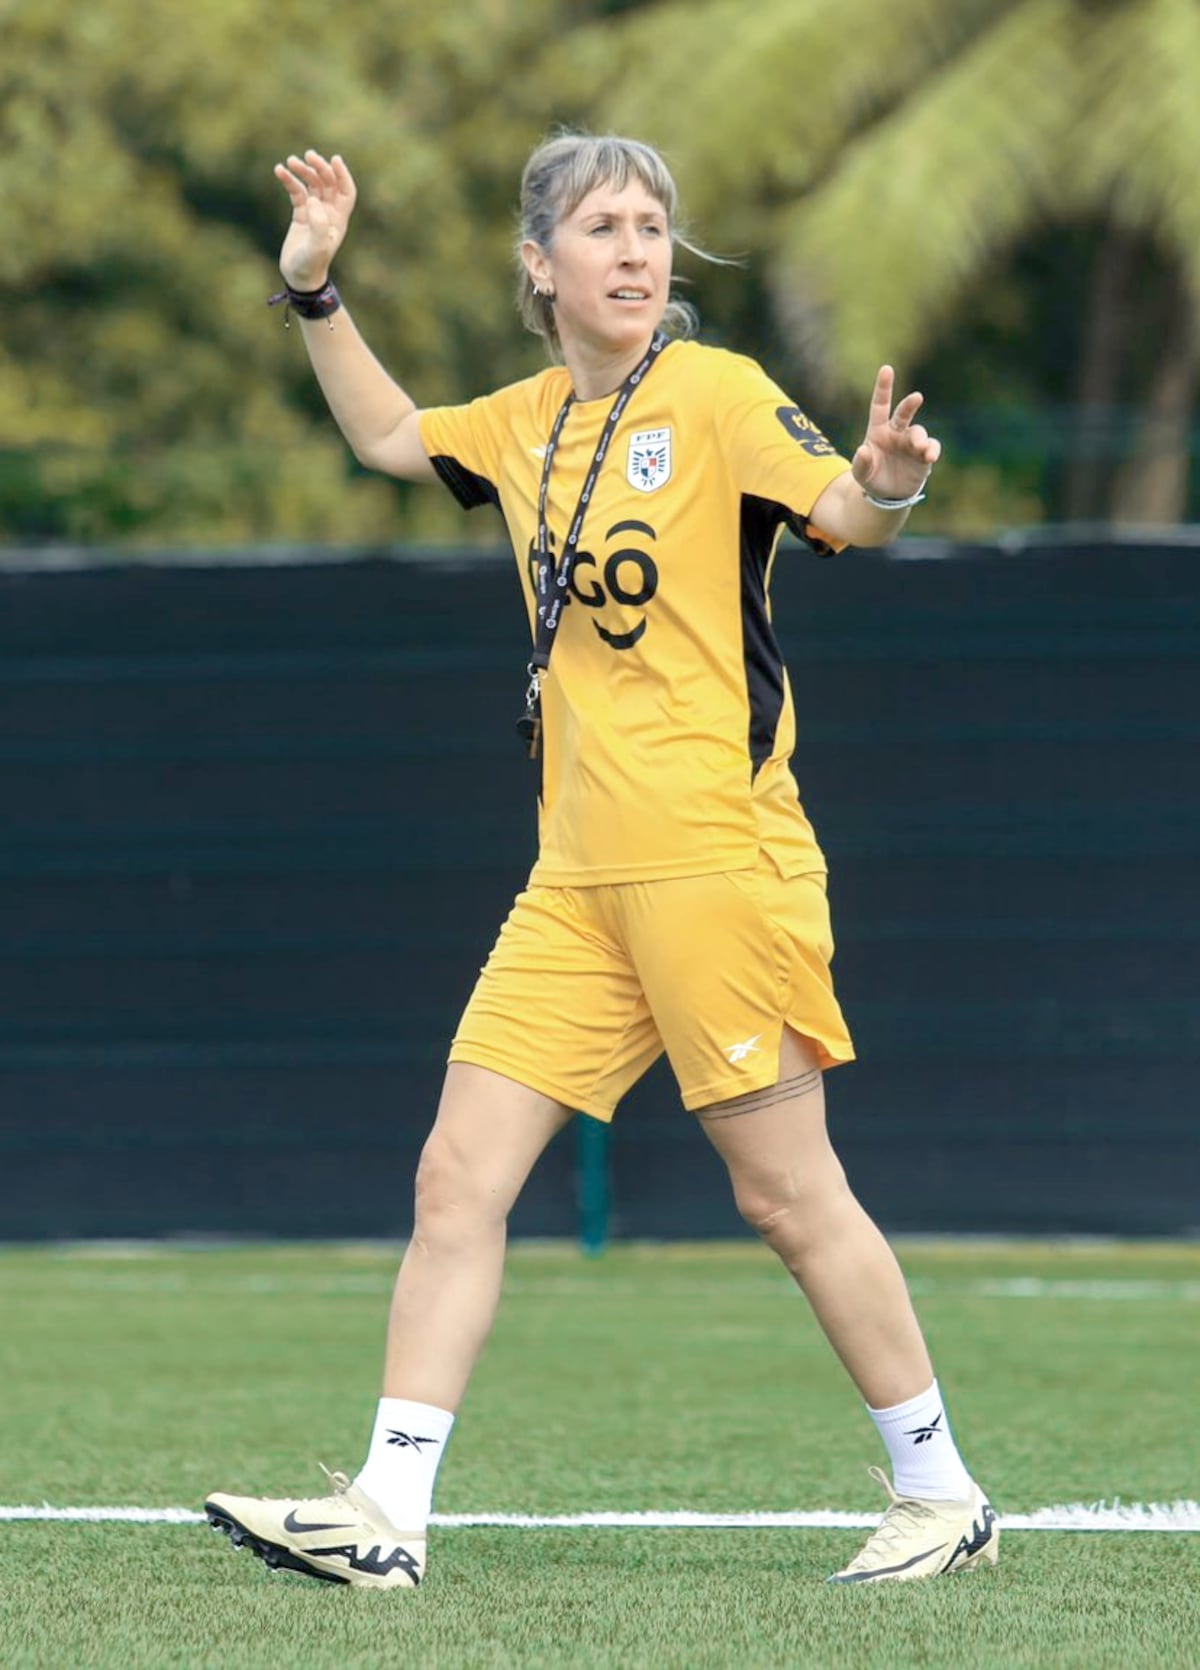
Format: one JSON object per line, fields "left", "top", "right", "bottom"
{"left": 449, "top": 851, "right": 855, "bottom": 1121}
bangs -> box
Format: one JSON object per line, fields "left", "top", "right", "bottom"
{"left": 525, "top": 135, "right": 679, "bottom": 230}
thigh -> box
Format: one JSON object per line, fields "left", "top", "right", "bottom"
{"left": 418, "top": 1062, "right": 574, "bottom": 1218}
{"left": 448, "top": 885, "right": 662, "bottom": 1121}
{"left": 696, "top": 1025, "right": 842, "bottom": 1202}
{"left": 618, "top": 858, "right": 854, "bottom": 1112}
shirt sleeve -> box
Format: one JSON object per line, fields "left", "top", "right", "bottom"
{"left": 717, "top": 353, "right": 854, "bottom": 553}
{"left": 418, "top": 392, "right": 509, "bottom": 511}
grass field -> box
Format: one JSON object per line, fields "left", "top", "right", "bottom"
{"left": 1, "top": 1239, "right": 1198, "bottom": 1669}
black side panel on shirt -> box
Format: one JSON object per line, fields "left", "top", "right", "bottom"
{"left": 430, "top": 454, "right": 500, "bottom": 511}
{"left": 785, "top": 508, "right": 837, "bottom": 558}
{"left": 739, "top": 493, "right": 789, "bottom": 776}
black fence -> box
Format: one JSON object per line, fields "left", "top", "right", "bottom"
{"left": 1, "top": 538, "right": 1197, "bottom": 1240}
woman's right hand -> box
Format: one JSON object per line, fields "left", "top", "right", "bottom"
{"left": 273, "top": 150, "right": 358, "bottom": 290}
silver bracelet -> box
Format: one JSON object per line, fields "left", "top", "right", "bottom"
{"left": 862, "top": 483, "right": 928, "bottom": 511}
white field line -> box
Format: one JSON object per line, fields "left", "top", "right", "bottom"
{"left": 8, "top": 1274, "right": 1200, "bottom": 1301}
{"left": 974, "top": 1279, "right": 1200, "bottom": 1301}
{"left": 3, "top": 1502, "right": 1198, "bottom": 1532}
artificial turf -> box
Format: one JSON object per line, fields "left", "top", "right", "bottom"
{"left": 1, "top": 1240, "right": 1197, "bottom": 1668}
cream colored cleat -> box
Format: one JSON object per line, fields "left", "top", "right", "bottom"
{"left": 204, "top": 1466, "right": 425, "bottom": 1589}
{"left": 827, "top": 1466, "right": 999, "bottom": 1584}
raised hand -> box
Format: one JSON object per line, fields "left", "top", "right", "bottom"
{"left": 273, "top": 150, "right": 358, "bottom": 291}
{"left": 851, "top": 365, "right": 942, "bottom": 502}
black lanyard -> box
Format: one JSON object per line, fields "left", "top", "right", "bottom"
{"left": 517, "top": 331, "right": 669, "bottom": 757}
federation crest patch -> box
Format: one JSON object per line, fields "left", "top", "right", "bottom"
{"left": 627, "top": 427, "right": 672, "bottom": 493}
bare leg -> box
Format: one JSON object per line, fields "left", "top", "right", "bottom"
{"left": 698, "top": 1028, "right": 932, "bottom": 1409}
{"left": 382, "top": 1062, "right": 573, "bottom": 1410}
{"left": 202, "top": 1064, "right": 572, "bottom": 1587}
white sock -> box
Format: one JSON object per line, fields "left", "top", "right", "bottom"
{"left": 354, "top": 1397, "right": 455, "bottom": 1533}
{"left": 867, "top": 1379, "right": 973, "bottom": 1501}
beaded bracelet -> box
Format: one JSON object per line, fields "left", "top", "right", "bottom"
{"left": 267, "top": 280, "right": 342, "bottom": 328}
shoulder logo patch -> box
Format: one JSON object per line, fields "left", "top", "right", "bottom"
{"left": 627, "top": 427, "right": 672, "bottom": 493}
{"left": 775, "top": 406, "right": 839, "bottom": 457}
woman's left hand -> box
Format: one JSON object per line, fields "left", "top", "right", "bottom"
{"left": 851, "top": 365, "right": 941, "bottom": 500}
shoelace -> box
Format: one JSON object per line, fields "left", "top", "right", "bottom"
{"left": 846, "top": 1466, "right": 940, "bottom": 1566}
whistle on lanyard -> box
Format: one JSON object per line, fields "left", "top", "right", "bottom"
{"left": 516, "top": 665, "right": 542, "bottom": 760}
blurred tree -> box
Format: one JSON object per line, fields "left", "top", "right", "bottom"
{"left": 0, "top": 0, "right": 579, "bottom": 547}
{"left": 581, "top": 0, "right": 1200, "bottom": 525}
{"left": 6, "top": 0, "right": 1197, "bottom": 545}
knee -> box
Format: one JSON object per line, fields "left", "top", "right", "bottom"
{"left": 734, "top": 1176, "right": 799, "bottom": 1244}
{"left": 733, "top": 1157, "right": 850, "bottom": 1249}
{"left": 411, "top": 1130, "right": 502, "bottom": 1249}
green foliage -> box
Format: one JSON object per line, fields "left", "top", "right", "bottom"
{"left": 5, "top": 0, "right": 1198, "bottom": 545}
{"left": 585, "top": 0, "right": 1200, "bottom": 369}
{"left": 0, "top": 0, "right": 574, "bottom": 547}
{"left": 581, "top": 0, "right": 1200, "bottom": 529}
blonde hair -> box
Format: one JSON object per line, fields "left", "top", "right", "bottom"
{"left": 516, "top": 132, "right": 713, "bottom": 357}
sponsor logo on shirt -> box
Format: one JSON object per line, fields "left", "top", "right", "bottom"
{"left": 526, "top": 520, "right": 660, "bottom": 652}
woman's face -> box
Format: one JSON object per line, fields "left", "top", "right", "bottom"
{"left": 528, "top": 178, "right": 673, "bottom": 368}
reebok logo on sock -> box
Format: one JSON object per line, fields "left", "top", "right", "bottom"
{"left": 385, "top": 1430, "right": 441, "bottom": 1453}
{"left": 905, "top": 1412, "right": 944, "bottom": 1445}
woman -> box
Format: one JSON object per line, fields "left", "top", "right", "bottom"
{"left": 205, "top": 134, "right": 998, "bottom": 1588}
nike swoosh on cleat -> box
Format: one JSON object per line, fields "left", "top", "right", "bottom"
{"left": 283, "top": 1510, "right": 357, "bottom": 1534}
{"left": 829, "top": 1541, "right": 949, "bottom": 1583}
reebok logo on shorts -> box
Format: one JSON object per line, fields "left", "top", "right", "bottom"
{"left": 724, "top": 1035, "right": 761, "bottom": 1064}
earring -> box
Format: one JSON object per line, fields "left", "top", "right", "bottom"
{"left": 533, "top": 285, "right": 555, "bottom": 301}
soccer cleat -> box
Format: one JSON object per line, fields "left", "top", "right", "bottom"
{"left": 827, "top": 1466, "right": 999, "bottom": 1584}
{"left": 204, "top": 1465, "right": 425, "bottom": 1589}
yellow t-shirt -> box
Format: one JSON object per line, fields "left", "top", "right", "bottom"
{"left": 419, "top": 339, "right": 852, "bottom": 886}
